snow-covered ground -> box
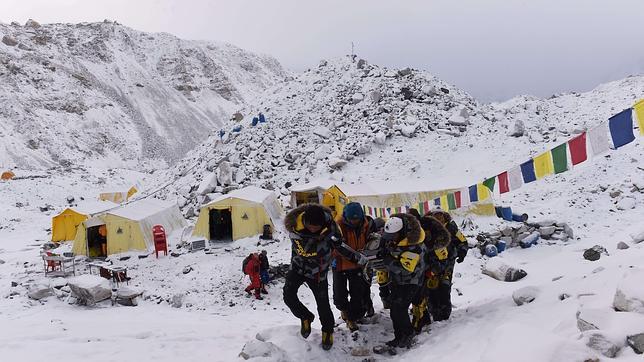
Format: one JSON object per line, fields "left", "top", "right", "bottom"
{"left": 1, "top": 27, "right": 643, "bottom": 361}
{"left": 1, "top": 131, "right": 642, "bottom": 361}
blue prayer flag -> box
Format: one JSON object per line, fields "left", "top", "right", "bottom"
{"left": 609, "top": 108, "right": 635, "bottom": 149}
{"left": 520, "top": 160, "right": 537, "bottom": 183}
{"left": 468, "top": 185, "right": 478, "bottom": 202}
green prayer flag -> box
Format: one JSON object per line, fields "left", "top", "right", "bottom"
{"left": 483, "top": 177, "right": 496, "bottom": 192}
{"left": 551, "top": 143, "right": 568, "bottom": 174}
{"left": 447, "top": 193, "right": 456, "bottom": 210}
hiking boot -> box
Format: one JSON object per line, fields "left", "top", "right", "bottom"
{"left": 346, "top": 319, "right": 359, "bottom": 332}
{"left": 397, "top": 334, "right": 414, "bottom": 349}
{"left": 254, "top": 295, "right": 263, "bottom": 300}
{"left": 300, "top": 317, "right": 314, "bottom": 339}
{"left": 260, "top": 288, "right": 268, "bottom": 294}
{"left": 385, "top": 338, "right": 399, "bottom": 348}
{"left": 321, "top": 331, "right": 333, "bottom": 350}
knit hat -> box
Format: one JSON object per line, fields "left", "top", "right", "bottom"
{"left": 343, "top": 202, "right": 364, "bottom": 221}
{"left": 303, "top": 205, "right": 326, "bottom": 226}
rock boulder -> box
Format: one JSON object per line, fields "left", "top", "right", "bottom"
{"left": 68, "top": 275, "right": 112, "bottom": 306}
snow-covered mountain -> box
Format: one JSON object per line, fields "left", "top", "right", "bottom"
{"left": 164, "top": 55, "right": 642, "bottom": 217}
{"left": 0, "top": 20, "right": 288, "bottom": 169}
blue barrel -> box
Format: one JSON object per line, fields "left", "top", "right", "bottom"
{"left": 495, "top": 206, "right": 503, "bottom": 218}
{"left": 485, "top": 244, "right": 498, "bottom": 257}
{"left": 512, "top": 213, "right": 528, "bottom": 222}
{"left": 501, "top": 207, "right": 513, "bottom": 221}
{"left": 497, "top": 240, "right": 507, "bottom": 253}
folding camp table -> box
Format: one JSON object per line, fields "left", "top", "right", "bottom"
{"left": 43, "top": 254, "right": 76, "bottom": 277}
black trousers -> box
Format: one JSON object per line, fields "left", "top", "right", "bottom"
{"left": 389, "top": 284, "right": 420, "bottom": 340}
{"left": 332, "top": 268, "right": 368, "bottom": 321}
{"left": 283, "top": 269, "right": 335, "bottom": 333}
{"left": 427, "top": 261, "right": 454, "bottom": 321}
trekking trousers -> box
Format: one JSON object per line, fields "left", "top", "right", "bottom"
{"left": 283, "top": 269, "right": 335, "bottom": 333}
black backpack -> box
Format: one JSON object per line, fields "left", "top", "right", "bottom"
{"left": 242, "top": 254, "right": 252, "bottom": 274}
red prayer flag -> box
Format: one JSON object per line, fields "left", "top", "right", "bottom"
{"left": 498, "top": 171, "right": 510, "bottom": 194}
{"left": 455, "top": 191, "right": 462, "bottom": 208}
{"left": 423, "top": 200, "right": 430, "bottom": 214}
{"left": 568, "top": 132, "right": 587, "bottom": 166}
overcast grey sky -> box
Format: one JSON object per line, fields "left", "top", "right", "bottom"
{"left": 2, "top": 0, "right": 643, "bottom": 101}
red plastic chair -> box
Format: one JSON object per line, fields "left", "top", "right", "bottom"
{"left": 152, "top": 225, "right": 167, "bottom": 258}
{"left": 45, "top": 252, "right": 61, "bottom": 272}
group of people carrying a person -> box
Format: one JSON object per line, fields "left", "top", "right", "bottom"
{"left": 281, "top": 201, "right": 469, "bottom": 351}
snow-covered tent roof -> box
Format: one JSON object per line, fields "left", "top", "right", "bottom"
{"left": 107, "top": 198, "right": 178, "bottom": 221}
{"left": 71, "top": 200, "right": 118, "bottom": 216}
{"left": 289, "top": 179, "right": 335, "bottom": 193}
{"left": 205, "top": 186, "right": 284, "bottom": 223}
{"left": 335, "top": 180, "right": 459, "bottom": 208}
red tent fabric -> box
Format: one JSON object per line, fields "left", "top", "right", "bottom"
{"left": 498, "top": 171, "right": 510, "bottom": 194}
{"left": 568, "top": 132, "right": 588, "bottom": 166}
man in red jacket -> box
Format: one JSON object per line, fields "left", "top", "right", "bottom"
{"left": 244, "top": 253, "right": 263, "bottom": 300}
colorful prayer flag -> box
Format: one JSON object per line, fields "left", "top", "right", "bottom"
{"left": 551, "top": 143, "right": 568, "bottom": 174}
{"left": 634, "top": 99, "right": 644, "bottom": 136}
{"left": 508, "top": 166, "right": 524, "bottom": 190}
{"left": 477, "top": 183, "right": 490, "bottom": 201}
{"left": 588, "top": 122, "right": 610, "bottom": 156}
{"left": 459, "top": 188, "right": 470, "bottom": 206}
{"left": 568, "top": 132, "right": 587, "bottom": 166}
{"left": 482, "top": 177, "right": 496, "bottom": 192}
{"left": 440, "top": 195, "right": 449, "bottom": 210}
{"left": 609, "top": 108, "right": 635, "bottom": 149}
{"left": 469, "top": 185, "right": 478, "bottom": 202}
{"left": 423, "top": 200, "right": 430, "bottom": 214}
{"left": 454, "top": 191, "right": 462, "bottom": 208}
{"left": 533, "top": 151, "right": 554, "bottom": 179}
{"left": 498, "top": 171, "right": 510, "bottom": 194}
{"left": 447, "top": 193, "right": 456, "bottom": 210}
{"left": 434, "top": 198, "right": 441, "bottom": 208}
{"left": 520, "top": 160, "right": 536, "bottom": 183}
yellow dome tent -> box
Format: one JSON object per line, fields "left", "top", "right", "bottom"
{"left": 192, "top": 186, "right": 284, "bottom": 241}
{"left": 51, "top": 201, "right": 117, "bottom": 242}
{"left": 72, "top": 198, "right": 186, "bottom": 257}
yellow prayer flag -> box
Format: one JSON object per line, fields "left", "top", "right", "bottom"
{"left": 440, "top": 195, "right": 448, "bottom": 210}
{"left": 533, "top": 151, "right": 554, "bottom": 179}
{"left": 477, "top": 183, "right": 490, "bottom": 201}
{"left": 634, "top": 99, "right": 644, "bottom": 136}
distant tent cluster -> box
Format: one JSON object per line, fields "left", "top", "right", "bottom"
{"left": 99, "top": 186, "right": 138, "bottom": 204}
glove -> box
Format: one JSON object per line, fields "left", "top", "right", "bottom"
{"left": 456, "top": 247, "right": 468, "bottom": 263}
{"left": 355, "top": 253, "right": 369, "bottom": 267}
